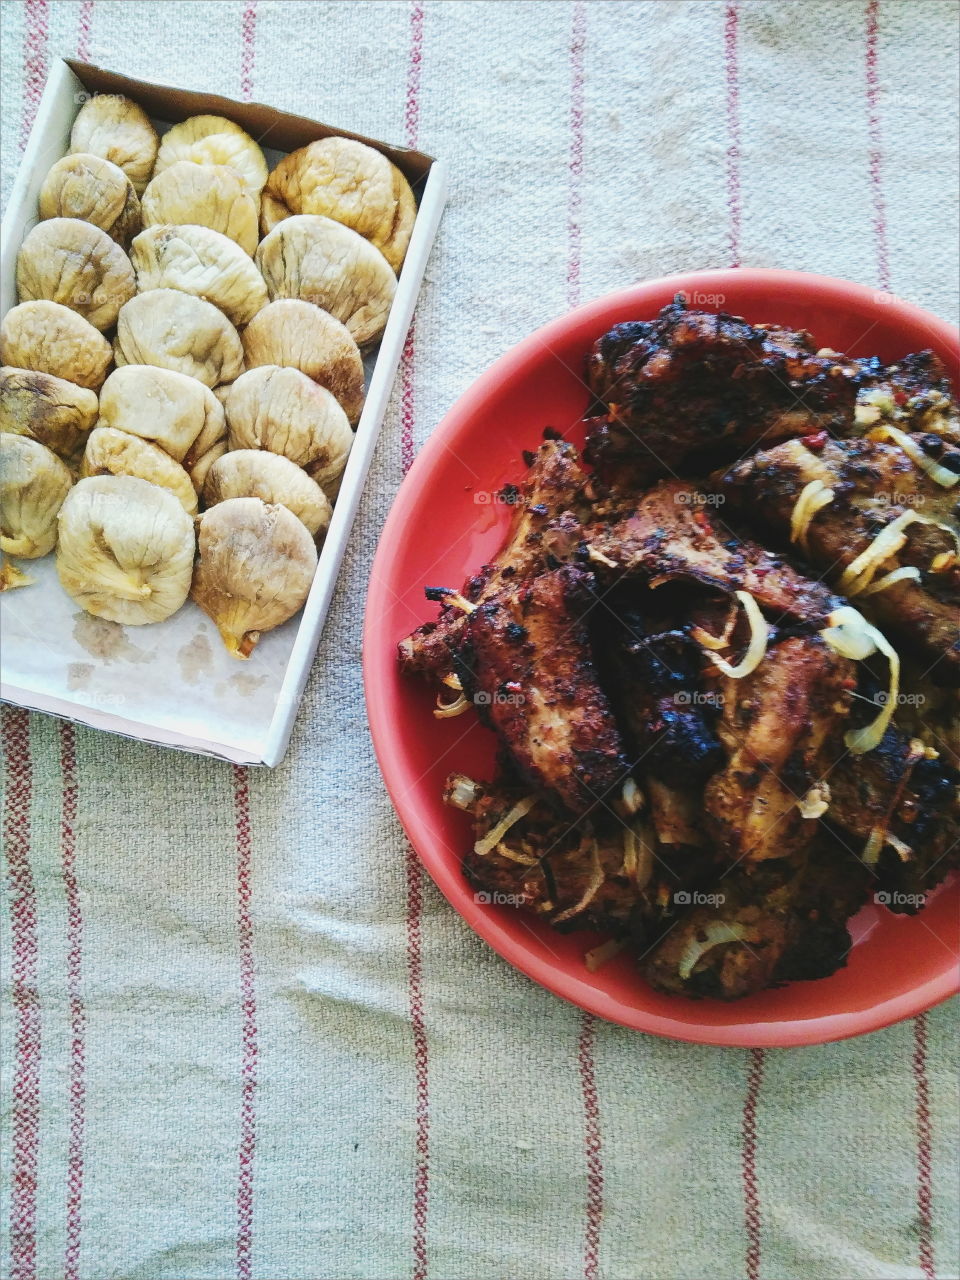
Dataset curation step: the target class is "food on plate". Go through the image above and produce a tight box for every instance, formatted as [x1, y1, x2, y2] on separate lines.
[719, 434, 960, 683]
[17, 218, 136, 331]
[0, 301, 113, 391]
[56, 474, 194, 624]
[114, 289, 244, 387]
[191, 497, 318, 657]
[0, 366, 99, 461]
[261, 136, 416, 271]
[203, 450, 332, 538]
[256, 214, 396, 347]
[38, 153, 141, 248]
[401, 301, 960, 1001]
[130, 223, 268, 326]
[153, 114, 268, 196]
[0, 434, 73, 558]
[222, 365, 353, 492]
[80, 426, 198, 515]
[141, 162, 259, 255]
[69, 93, 159, 195]
[241, 300, 366, 423]
[96, 365, 224, 463]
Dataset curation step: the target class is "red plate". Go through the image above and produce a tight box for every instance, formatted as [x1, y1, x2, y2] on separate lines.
[363, 268, 960, 1047]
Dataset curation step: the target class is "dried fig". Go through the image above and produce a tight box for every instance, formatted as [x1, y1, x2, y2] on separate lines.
[141, 161, 258, 255]
[241, 300, 365, 423]
[80, 426, 198, 515]
[56, 475, 194, 624]
[130, 223, 267, 326]
[17, 218, 136, 331]
[153, 115, 268, 196]
[0, 434, 73, 558]
[0, 301, 112, 391]
[203, 450, 332, 537]
[69, 93, 159, 195]
[191, 497, 317, 657]
[261, 136, 416, 271]
[39, 153, 141, 248]
[256, 215, 396, 347]
[114, 289, 243, 388]
[0, 366, 98, 461]
[97, 365, 224, 462]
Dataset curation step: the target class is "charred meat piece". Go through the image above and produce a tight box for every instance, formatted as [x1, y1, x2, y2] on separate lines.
[461, 565, 629, 817]
[643, 837, 870, 1000]
[583, 302, 860, 483]
[443, 774, 670, 941]
[854, 350, 960, 446]
[827, 728, 960, 911]
[584, 479, 841, 627]
[719, 436, 960, 683]
[704, 636, 855, 865]
[398, 436, 591, 680]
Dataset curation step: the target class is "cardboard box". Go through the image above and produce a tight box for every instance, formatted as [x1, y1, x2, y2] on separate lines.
[0, 59, 446, 765]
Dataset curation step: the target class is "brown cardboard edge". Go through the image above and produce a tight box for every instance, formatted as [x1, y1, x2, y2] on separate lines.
[66, 59, 437, 194]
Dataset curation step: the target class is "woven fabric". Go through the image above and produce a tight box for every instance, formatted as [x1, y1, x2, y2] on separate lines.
[1, 3, 959, 1279]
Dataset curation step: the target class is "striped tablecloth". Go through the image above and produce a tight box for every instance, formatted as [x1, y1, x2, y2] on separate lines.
[1, 3, 958, 1279]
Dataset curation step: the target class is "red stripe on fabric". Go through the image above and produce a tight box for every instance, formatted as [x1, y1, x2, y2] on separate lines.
[912, 1014, 936, 1279]
[20, 0, 49, 150]
[3, 706, 39, 1280]
[566, 0, 586, 311]
[865, 0, 891, 293]
[741, 1047, 765, 1280]
[577, 1013, 604, 1280]
[404, 842, 430, 1280]
[59, 723, 86, 1280]
[233, 765, 258, 1280]
[75, 0, 94, 61]
[240, 0, 258, 103]
[724, 3, 742, 267]
[566, 10, 604, 1276]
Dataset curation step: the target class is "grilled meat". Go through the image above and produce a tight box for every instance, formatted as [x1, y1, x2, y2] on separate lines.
[718, 436, 960, 683]
[398, 436, 590, 680]
[583, 302, 861, 483]
[704, 636, 855, 865]
[460, 565, 629, 817]
[584, 479, 841, 627]
[643, 837, 871, 1000]
[854, 350, 960, 446]
[443, 774, 669, 940]
[827, 727, 960, 911]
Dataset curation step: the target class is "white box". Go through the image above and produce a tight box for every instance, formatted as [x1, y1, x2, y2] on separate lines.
[0, 59, 446, 765]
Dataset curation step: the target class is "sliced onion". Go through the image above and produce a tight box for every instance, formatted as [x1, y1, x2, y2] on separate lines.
[868, 423, 960, 488]
[820, 607, 900, 754]
[552, 842, 604, 924]
[858, 565, 922, 596]
[434, 693, 470, 719]
[621, 823, 654, 891]
[495, 844, 540, 866]
[678, 922, 759, 981]
[790, 479, 835, 552]
[839, 510, 919, 595]
[696, 590, 769, 679]
[474, 795, 538, 857]
[440, 672, 463, 690]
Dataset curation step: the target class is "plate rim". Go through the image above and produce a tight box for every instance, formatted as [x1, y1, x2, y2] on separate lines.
[364, 268, 960, 1048]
